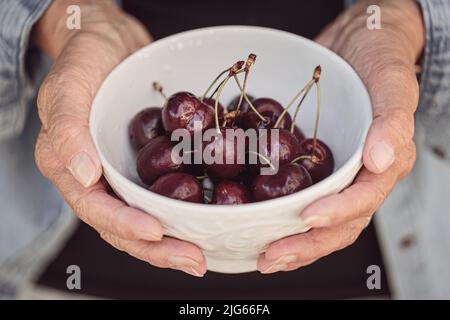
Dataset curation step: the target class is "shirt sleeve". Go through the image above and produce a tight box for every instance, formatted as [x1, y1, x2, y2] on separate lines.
[0, 0, 52, 141]
[416, 0, 450, 155]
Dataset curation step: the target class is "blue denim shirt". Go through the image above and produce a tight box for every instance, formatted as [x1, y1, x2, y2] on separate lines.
[0, 0, 449, 299]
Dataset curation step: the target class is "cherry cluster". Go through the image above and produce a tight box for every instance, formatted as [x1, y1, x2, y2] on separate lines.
[129, 54, 334, 205]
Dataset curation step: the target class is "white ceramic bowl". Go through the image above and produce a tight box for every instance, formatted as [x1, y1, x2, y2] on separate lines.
[90, 26, 372, 274]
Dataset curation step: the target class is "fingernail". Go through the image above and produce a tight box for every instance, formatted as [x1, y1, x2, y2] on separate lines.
[302, 215, 331, 228]
[261, 255, 297, 274]
[168, 256, 204, 277]
[370, 142, 395, 173]
[69, 152, 96, 187]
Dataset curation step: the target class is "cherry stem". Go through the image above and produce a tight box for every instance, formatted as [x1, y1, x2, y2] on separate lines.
[212, 61, 245, 132]
[234, 54, 257, 114]
[153, 82, 167, 101]
[201, 68, 230, 101]
[313, 81, 321, 149]
[290, 155, 312, 163]
[248, 151, 275, 170]
[289, 81, 314, 133]
[209, 69, 244, 100]
[196, 175, 208, 180]
[289, 66, 322, 134]
[214, 76, 231, 132]
[274, 79, 314, 129]
[233, 75, 268, 123]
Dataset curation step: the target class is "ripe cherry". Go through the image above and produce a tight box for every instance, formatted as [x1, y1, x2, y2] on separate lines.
[150, 172, 203, 203]
[136, 136, 184, 185]
[294, 138, 334, 183]
[248, 129, 301, 176]
[129, 107, 164, 150]
[203, 128, 245, 180]
[162, 92, 215, 134]
[251, 163, 312, 201]
[241, 98, 292, 130]
[212, 181, 253, 204]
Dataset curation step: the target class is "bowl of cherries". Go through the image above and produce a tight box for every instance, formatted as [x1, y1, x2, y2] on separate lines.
[90, 26, 372, 273]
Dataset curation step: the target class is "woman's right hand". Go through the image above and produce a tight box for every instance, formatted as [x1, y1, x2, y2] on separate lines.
[34, 0, 206, 277]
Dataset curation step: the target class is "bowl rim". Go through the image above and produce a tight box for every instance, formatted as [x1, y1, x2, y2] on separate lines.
[90, 25, 372, 213]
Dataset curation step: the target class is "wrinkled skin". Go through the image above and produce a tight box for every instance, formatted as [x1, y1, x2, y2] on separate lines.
[258, 0, 423, 274]
[34, 0, 206, 277]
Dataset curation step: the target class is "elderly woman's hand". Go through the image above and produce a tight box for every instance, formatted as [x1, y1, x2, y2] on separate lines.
[34, 0, 206, 277]
[258, 0, 424, 273]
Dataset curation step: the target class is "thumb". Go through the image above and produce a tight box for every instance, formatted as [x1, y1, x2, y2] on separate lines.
[362, 64, 419, 174]
[37, 65, 104, 188]
[37, 35, 130, 187]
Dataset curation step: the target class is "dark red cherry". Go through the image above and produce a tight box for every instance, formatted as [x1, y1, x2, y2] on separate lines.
[293, 125, 305, 142]
[251, 163, 312, 201]
[248, 129, 301, 176]
[212, 181, 253, 204]
[203, 128, 245, 180]
[136, 136, 185, 185]
[149, 173, 203, 203]
[296, 138, 334, 183]
[227, 94, 255, 113]
[162, 92, 215, 134]
[129, 107, 164, 150]
[240, 98, 292, 130]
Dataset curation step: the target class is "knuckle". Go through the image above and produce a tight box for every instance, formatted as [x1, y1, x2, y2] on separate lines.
[37, 73, 61, 127]
[72, 195, 88, 222]
[47, 115, 85, 157]
[382, 111, 414, 148]
[299, 235, 322, 262]
[340, 188, 366, 220]
[141, 248, 160, 267]
[392, 108, 415, 139]
[100, 231, 126, 252]
[370, 182, 388, 210]
[34, 132, 58, 180]
[340, 224, 362, 249]
[110, 210, 136, 240]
